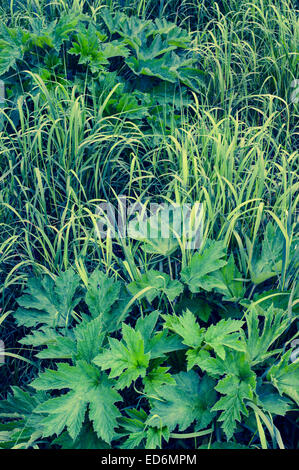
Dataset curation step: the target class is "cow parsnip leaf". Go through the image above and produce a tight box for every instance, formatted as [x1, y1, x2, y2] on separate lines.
[53, 11, 85, 50]
[93, 323, 151, 390]
[85, 269, 121, 317]
[204, 319, 245, 359]
[143, 366, 175, 396]
[162, 310, 205, 348]
[0, 25, 24, 75]
[267, 351, 299, 405]
[149, 372, 217, 432]
[145, 426, 170, 450]
[181, 240, 227, 293]
[14, 269, 81, 331]
[84, 270, 131, 332]
[164, 311, 244, 359]
[249, 223, 284, 284]
[196, 255, 245, 301]
[128, 270, 183, 303]
[36, 334, 76, 359]
[31, 361, 122, 443]
[74, 316, 104, 363]
[256, 384, 291, 416]
[0, 387, 47, 448]
[146, 329, 187, 359]
[35, 391, 87, 440]
[69, 23, 107, 69]
[54, 424, 110, 449]
[245, 305, 291, 365]
[212, 375, 254, 440]
[175, 296, 211, 323]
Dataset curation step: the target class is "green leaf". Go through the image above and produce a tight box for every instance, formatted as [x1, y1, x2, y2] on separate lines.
[145, 426, 170, 449]
[143, 366, 175, 396]
[212, 375, 254, 440]
[85, 269, 121, 318]
[35, 391, 87, 440]
[74, 316, 104, 363]
[0, 25, 24, 75]
[93, 323, 150, 390]
[163, 313, 244, 360]
[181, 240, 227, 293]
[256, 384, 291, 416]
[128, 270, 183, 303]
[204, 319, 245, 359]
[162, 310, 205, 348]
[14, 269, 81, 330]
[31, 361, 122, 443]
[249, 223, 284, 284]
[195, 350, 256, 385]
[53, 12, 85, 50]
[245, 304, 290, 365]
[267, 351, 299, 405]
[54, 424, 110, 449]
[149, 372, 217, 432]
[196, 255, 245, 301]
[175, 296, 211, 323]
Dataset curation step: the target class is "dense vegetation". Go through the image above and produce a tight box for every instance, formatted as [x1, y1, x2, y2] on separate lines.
[0, 0, 298, 450]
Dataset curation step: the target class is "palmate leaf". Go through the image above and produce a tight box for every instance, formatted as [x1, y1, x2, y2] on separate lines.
[127, 270, 183, 303]
[33, 316, 104, 362]
[85, 269, 130, 332]
[256, 384, 292, 416]
[244, 305, 291, 365]
[0, 386, 46, 419]
[181, 240, 227, 293]
[14, 268, 81, 330]
[14, 277, 57, 327]
[0, 24, 25, 75]
[212, 375, 254, 440]
[175, 296, 212, 323]
[195, 254, 245, 301]
[19, 326, 65, 348]
[100, 10, 128, 35]
[93, 323, 151, 390]
[204, 319, 245, 359]
[93, 311, 184, 390]
[148, 372, 217, 432]
[26, 18, 56, 49]
[35, 391, 87, 440]
[191, 349, 256, 439]
[126, 52, 194, 84]
[69, 24, 128, 73]
[31, 360, 122, 443]
[52, 11, 85, 50]
[74, 316, 104, 363]
[249, 222, 284, 284]
[134, 310, 186, 359]
[192, 349, 256, 383]
[54, 424, 110, 449]
[85, 269, 121, 317]
[119, 408, 170, 449]
[267, 351, 299, 405]
[0, 387, 47, 448]
[162, 309, 205, 348]
[151, 19, 190, 48]
[69, 23, 107, 67]
[163, 310, 244, 360]
[138, 35, 176, 60]
[143, 366, 175, 396]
